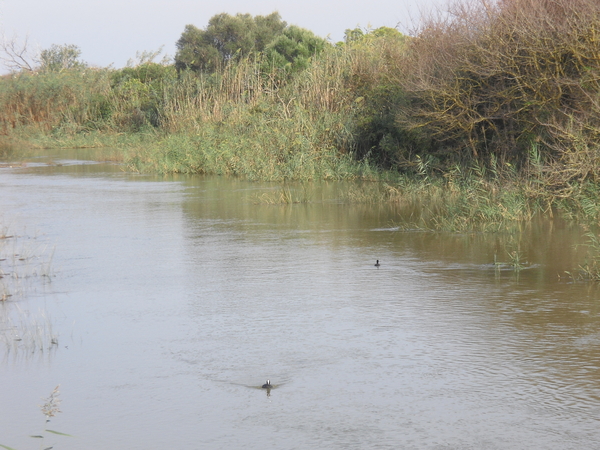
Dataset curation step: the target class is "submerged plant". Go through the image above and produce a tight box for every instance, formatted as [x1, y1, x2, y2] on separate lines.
[0, 225, 60, 361]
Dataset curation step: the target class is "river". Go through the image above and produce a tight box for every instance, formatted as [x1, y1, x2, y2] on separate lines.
[1, 148, 599, 449]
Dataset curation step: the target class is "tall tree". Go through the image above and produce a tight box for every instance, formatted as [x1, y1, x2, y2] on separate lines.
[175, 12, 287, 72]
[39, 44, 86, 72]
[264, 25, 328, 73]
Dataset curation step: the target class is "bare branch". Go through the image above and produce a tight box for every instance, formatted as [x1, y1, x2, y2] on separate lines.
[0, 34, 39, 72]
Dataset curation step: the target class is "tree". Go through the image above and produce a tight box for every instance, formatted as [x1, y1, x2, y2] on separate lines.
[39, 44, 86, 72]
[343, 27, 365, 45]
[175, 24, 219, 72]
[264, 25, 328, 73]
[175, 12, 287, 72]
[344, 26, 405, 46]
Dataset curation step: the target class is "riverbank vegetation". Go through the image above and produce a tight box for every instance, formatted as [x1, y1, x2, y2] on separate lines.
[1, 0, 600, 234]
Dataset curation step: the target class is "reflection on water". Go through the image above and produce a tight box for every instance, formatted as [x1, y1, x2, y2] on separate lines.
[0, 148, 599, 449]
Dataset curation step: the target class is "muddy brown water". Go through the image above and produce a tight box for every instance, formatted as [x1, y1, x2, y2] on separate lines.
[1, 149, 599, 449]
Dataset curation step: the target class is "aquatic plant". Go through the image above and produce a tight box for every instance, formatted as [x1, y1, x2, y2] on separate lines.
[0, 304, 59, 356]
[0, 385, 71, 450]
[0, 226, 59, 357]
[494, 249, 525, 272]
[0, 229, 55, 301]
[254, 183, 314, 204]
[565, 231, 600, 281]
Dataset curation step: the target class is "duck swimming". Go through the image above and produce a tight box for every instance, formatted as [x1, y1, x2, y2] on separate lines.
[262, 380, 272, 389]
[375, 260, 381, 267]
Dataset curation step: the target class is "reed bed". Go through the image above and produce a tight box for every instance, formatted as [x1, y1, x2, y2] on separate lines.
[1, 0, 600, 234]
[124, 47, 375, 180]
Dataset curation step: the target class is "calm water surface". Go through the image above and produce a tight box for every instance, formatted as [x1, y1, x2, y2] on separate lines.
[0, 149, 599, 449]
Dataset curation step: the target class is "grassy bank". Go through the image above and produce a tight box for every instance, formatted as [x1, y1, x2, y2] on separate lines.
[0, 29, 407, 178]
[1, 0, 600, 233]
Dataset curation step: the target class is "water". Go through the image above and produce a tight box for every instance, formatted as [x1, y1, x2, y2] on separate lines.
[1, 149, 599, 449]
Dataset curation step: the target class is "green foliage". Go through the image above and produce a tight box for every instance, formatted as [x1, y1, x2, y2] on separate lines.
[0, 69, 112, 134]
[39, 44, 86, 73]
[174, 24, 221, 72]
[174, 9, 329, 78]
[111, 63, 177, 129]
[112, 62, 176, 86]
[344, 28, 365, 44]
[264, 26, 329, 74]
[175, 12, 287, 72]
[344, 26, 405, 44]
[370, 26, 405, 39]
[338, 28, 416, 168]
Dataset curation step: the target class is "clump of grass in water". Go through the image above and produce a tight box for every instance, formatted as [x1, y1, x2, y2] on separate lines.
[375, 169, 537, 233]
[0, 305, 59, 356]
[338, 182, 403, 204]
[0, 226, 59, 358]
[254, 183, 313, 204]
[565, 231, 600, 281]
[494, 249, 525, 272]
[0, 227, 55, 301]
[0, 385, 71, 450]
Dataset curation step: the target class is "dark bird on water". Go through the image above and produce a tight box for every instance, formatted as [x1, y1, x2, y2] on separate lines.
[375, 260, 381, 267]
[262, 380, 272, 389]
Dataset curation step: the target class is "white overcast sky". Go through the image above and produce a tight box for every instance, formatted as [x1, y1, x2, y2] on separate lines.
[0, 0, 443, 70]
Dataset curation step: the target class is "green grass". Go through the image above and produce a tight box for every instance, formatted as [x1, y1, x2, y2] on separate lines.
[125, 116, 378, 181]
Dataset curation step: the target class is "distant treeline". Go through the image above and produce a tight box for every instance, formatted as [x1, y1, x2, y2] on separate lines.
[1, 0, 600, 191]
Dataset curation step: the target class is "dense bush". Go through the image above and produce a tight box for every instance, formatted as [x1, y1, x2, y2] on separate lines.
[39, 44, 86, 73]
[399, 0, 600, 186]
[111, 63, 177, 129]
[0, 70, 111, 134]
[339, 27, 417, 167]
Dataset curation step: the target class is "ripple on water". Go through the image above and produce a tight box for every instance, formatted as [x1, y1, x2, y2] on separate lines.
[0, 161, 599, 449]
